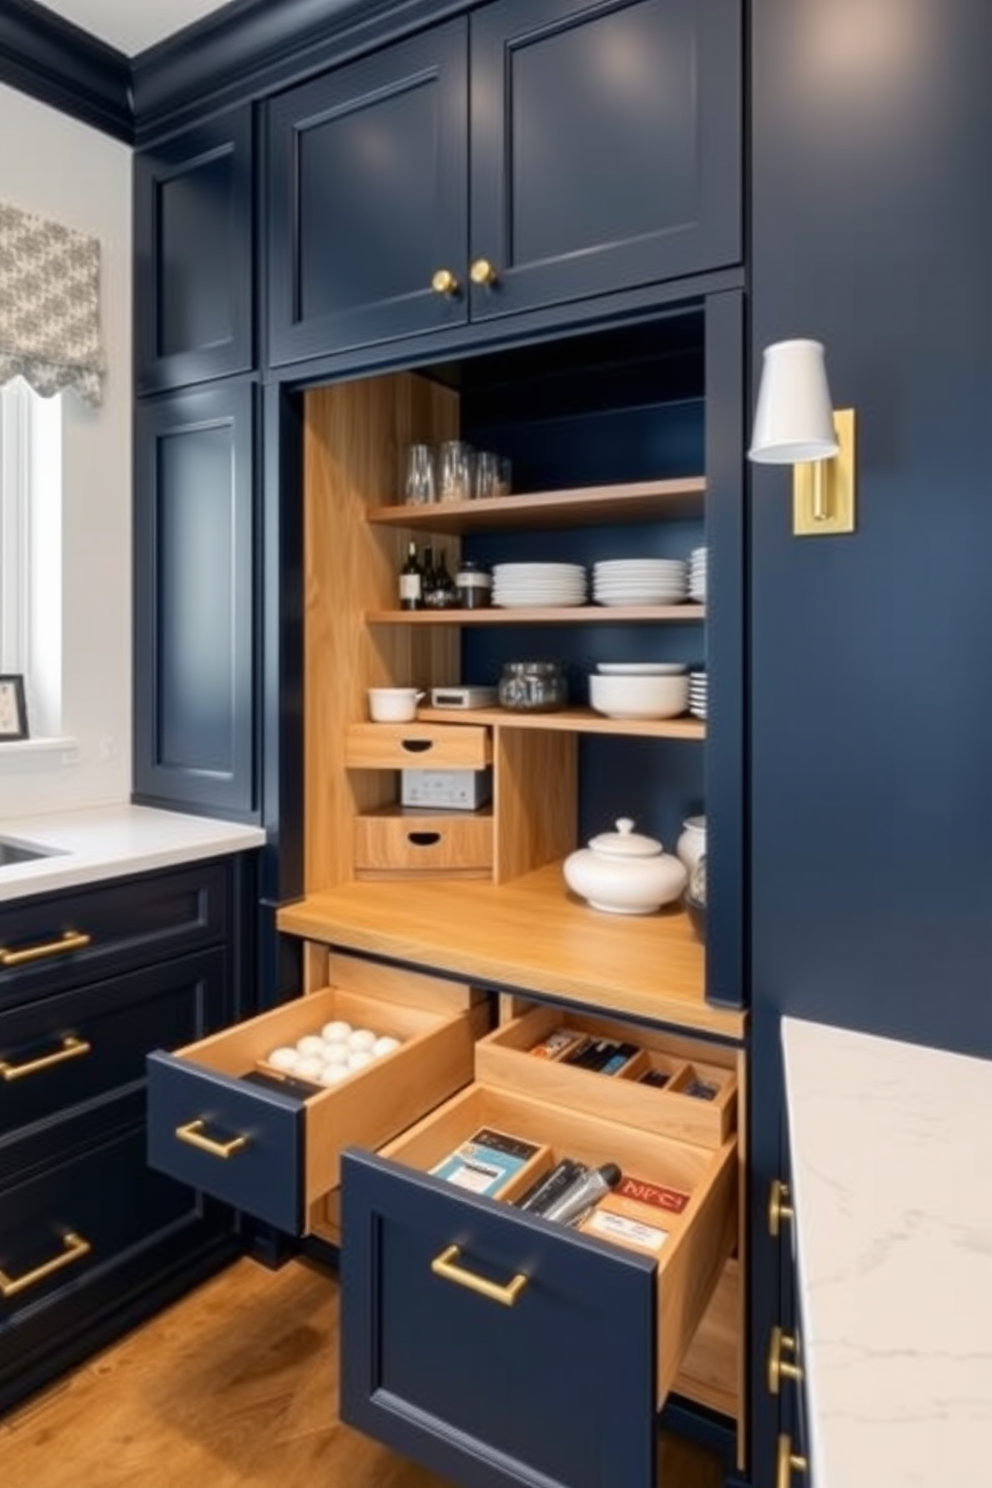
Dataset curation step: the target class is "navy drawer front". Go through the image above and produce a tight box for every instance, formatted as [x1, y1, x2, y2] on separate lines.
[0, 860, 231, 1010]
[0, 949, 227, 1142]
[147, 1052, 305, 1232]
[0, 1120, 196, 1324]
[341, 1149, 656, 1488]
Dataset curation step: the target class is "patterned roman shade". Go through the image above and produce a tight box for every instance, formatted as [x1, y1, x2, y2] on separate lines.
[0, 201, 105, 406]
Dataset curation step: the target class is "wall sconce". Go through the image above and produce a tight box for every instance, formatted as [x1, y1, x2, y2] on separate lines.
[748, 339, 856, 536]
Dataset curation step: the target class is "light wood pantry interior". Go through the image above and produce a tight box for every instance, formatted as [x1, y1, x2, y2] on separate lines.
[282, 305, 740, 1033]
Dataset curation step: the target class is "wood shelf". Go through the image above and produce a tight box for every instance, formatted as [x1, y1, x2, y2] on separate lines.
[416, 706, 705, 740]
[365, 476, 706, 534]
[277, 862, 744, 1040]
[367, 604, 706, 625]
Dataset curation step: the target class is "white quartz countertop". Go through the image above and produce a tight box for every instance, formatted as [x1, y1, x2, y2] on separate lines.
[782, 1016, 992, 1488]
[0, 804, 265, 901]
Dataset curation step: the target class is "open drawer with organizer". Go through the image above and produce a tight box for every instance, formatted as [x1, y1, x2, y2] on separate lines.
[147, 952, 484, 1233]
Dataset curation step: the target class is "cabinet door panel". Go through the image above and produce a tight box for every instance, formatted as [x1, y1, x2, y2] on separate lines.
[471, 0, 741, 318]
[133, 382, 256, 817]
[134, 106, 254, 392]
[267, 23, 468, 365]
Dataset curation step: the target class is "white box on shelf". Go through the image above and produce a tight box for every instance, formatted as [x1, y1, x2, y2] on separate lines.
[401, 768, 493, 810]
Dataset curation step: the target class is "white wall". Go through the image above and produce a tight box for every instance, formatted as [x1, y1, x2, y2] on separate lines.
[0, 82, 132, 817]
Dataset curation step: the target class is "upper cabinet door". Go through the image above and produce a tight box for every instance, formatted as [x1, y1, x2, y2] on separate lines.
[134, 105, 255, 393]
[267, 22, 469, 367]
[469, 0, 742, 320]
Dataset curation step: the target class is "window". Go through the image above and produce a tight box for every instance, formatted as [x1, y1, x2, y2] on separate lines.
[0, 378, 62, 738]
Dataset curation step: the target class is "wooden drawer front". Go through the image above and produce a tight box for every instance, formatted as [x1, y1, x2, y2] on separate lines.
[0, 861, 230, 1010]
[477, 1008, 737, 1148]
[0, 950, 227, 1139]
[340, 1084, 736, 1488]
[147, 976, 482, 1234]
[354, 809, 493, 878]
[0, 1120, 196, 1324]
[346, 723, 491, 771]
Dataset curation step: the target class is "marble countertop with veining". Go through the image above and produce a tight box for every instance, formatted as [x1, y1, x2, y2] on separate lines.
[782, 1016, 992, 1488]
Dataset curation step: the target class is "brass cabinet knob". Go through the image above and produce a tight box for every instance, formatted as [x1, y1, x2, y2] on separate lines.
[431, 268, 460, 296]
[767, 1325, 804, 1395]
[777, 1434, 808, 1488]
[769, 1178, 795, 1237]
[469, 257, 498, 286]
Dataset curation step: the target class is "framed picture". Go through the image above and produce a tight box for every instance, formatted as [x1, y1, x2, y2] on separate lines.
[0, 674, 28, 740]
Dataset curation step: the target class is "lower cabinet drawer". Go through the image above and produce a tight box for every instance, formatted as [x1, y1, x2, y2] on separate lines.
[147, 967, 483, 1233]
[340, 1082, 737, 1488]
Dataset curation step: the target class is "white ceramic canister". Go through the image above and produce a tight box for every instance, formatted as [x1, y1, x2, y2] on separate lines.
[676, 814, 707, 874]
[563, 817, 687, 915]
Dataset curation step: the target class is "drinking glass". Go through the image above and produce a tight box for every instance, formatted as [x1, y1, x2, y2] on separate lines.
[438, 441, 474, 503]
[404, 444, 437, 505]
[474, 450, 501, 499]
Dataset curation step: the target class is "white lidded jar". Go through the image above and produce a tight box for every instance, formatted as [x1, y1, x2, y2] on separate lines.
[563, 818, 687, 915]
[676, 814, 707, 874]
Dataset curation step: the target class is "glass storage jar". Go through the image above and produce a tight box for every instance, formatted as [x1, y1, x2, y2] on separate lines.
[498, 660, 569, 713]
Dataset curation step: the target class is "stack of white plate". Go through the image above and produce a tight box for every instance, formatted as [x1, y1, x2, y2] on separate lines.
[688, 669, 708, 719]
[689, 547, 707, 603]
[492, 562, 587, 608]
[592, 558, 687, 607]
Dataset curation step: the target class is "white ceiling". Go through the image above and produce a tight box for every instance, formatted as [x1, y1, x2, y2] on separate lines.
[35, 0, 236, 56]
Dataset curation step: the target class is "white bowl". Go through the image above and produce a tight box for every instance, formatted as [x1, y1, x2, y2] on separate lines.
[597, 662, 687, 676]
[588, 672, 689, 719]
[367, 688, 425, 722]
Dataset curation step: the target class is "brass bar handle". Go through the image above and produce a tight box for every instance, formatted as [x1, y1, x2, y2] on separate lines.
[175, 1119, 249, 1160]
[768, 1179, 794, 1237]
[777, 1434, 808, 1488]
[0, 1035, 91, 1083]
[431, 267, 460, 296]
[469, 257, 498, 287]
[0, 930, 92, 968]
[0, 1230, 91, 1299]
[767, 1325, 804, 1394]
[431, 1244, 528, 1308]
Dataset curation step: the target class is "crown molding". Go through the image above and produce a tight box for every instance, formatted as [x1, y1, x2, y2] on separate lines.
[0, 0, 132, 142]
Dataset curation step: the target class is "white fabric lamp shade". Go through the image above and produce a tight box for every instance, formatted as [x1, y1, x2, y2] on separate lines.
[748, 339, 840, 464]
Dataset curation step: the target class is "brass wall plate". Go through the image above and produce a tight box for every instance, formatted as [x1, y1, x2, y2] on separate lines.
[793, 408, 856, 536]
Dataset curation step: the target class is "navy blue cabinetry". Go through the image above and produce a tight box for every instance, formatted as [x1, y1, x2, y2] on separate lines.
[133, 379, 257, 820]
[134, 104, 255, 394]
[267, 0, 741, 367]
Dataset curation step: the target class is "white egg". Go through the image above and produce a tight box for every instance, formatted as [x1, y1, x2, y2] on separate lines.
[346, 1050, 374, 1071]
[318, 1063, 351, 1085]
[267, 1046, 300, 1071]
[321, 1042, 350, 1066]
[295, 1055, 325, 1080]
[321, 1020, 352, 1043]
[372, 1035, 402, 1058]
[347, 1029, 377, 1052]
[296, 1034, 327, 1058]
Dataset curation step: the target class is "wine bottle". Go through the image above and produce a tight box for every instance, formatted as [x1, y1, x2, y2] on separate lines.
[398, 541, 422, 610]
[433, 548, 456, 607]
[420, 544, 437, 601]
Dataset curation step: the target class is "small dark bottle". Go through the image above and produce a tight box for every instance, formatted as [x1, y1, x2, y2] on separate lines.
[420, 544, 437, 602]
[398, 541, 422, 610]
[432, 548, 457, 608]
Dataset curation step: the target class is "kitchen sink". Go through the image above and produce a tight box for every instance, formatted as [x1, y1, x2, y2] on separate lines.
[0, 836, 61, 867]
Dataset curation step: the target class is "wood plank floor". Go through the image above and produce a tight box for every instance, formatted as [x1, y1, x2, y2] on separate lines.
[0, 1258, 724, 1488]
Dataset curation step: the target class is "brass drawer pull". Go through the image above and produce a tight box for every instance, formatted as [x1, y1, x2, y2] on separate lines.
[0, 1035, 91, 1082]
[768, 1178, 794, 1237]
[777, 1433, 808, 1488]
[175, 1119, 249, 1160]
[0, 930, 92, 968]
[767, 1325, 804, 1394]
[431, 1244, 528, 1308]
[0, 1230, 91, 1298]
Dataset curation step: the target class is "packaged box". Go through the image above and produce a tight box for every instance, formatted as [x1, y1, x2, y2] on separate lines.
[430, 1127, 551, 1201]
[577, 1174, 690, 1256]
[401, 767, 492, 810]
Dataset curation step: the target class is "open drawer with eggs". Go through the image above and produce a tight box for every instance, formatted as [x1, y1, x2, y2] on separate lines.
[336, 1005, 740, 1488]
[146, 952, 486, 1233]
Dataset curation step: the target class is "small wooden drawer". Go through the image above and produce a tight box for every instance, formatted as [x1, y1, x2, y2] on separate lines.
[476, 1006, 737, 1148]
[346, 722, 491, 771]
[340, 1083, 736, 1488]
[147, 961, 483, 1233]
[354, 806, 493, 879]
